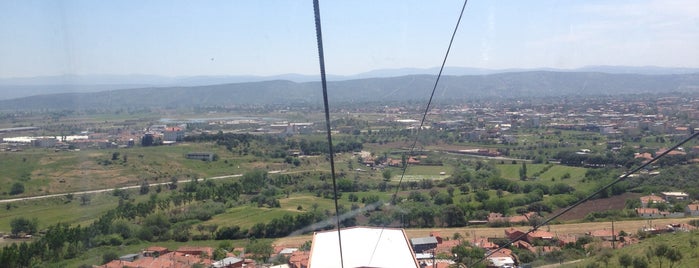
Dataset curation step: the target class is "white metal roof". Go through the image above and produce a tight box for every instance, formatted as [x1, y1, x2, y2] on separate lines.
[309, 226, 419, 268]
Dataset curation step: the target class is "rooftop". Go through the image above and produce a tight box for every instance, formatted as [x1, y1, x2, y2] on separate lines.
[309, 226, 419, 268]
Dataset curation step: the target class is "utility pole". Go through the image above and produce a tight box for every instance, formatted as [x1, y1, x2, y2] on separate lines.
[611, 219, 616, 249]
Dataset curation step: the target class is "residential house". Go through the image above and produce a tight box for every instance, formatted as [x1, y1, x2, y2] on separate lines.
[175, 246, 214, 258]
[185, 152, 215, 161]
[661, 192, 689, 202]
[410, 236, 438, 253]
[99, 251, 213, 268]
[504, 228, 526, 242]
[435, 239, 461, 255]
[526, 230, 554, 244]
[636, 208, 665, 218]
[471, 237, 497, 250]
[655, 148, 687, 158]
[634, 152, 653, 162]
[640, 194, 666, 208]
[512, 240, 536, 254]
[686, 203, 699, 216]
[119, 253, 139, 262]
[163, 127, 185, 142]
[288, 250, 309, 268]
[407, 157, 421, 165]
[143, 246, 169, 257]
[421, 231, 462, 255]
[212, 257, 244, 268]
[486, 248, 515, 268]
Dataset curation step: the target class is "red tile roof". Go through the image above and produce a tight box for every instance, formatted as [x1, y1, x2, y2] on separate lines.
[289, 251, 309, 268]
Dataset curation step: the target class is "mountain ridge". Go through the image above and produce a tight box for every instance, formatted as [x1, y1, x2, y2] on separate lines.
[2, 65, 698, 100]
[2, 71, 699, 111]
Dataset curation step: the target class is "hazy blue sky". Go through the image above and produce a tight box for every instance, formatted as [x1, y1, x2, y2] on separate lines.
[0, 0, 697, 78]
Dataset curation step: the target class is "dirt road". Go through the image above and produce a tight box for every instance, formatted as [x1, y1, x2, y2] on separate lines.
[273, 217, 698, 246]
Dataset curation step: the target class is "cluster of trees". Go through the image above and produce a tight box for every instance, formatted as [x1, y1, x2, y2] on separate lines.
[0, 178, 237, 266]
[9, 182, 24, 195]
[9, 217, 38, 236]
[0, 168, 342, 267]
[555, 150, 641, 168]
[184, 132, 364, 159]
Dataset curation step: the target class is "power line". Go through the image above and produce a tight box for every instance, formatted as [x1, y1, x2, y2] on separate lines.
[312, 0, 345, 267]
[370, 0, 469, 264]
[470, 130, 699, 267]
[391, 0, 470, 204]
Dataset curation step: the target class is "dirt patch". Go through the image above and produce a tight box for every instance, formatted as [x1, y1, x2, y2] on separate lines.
[551, 192, 641, 221]
[426, 144, 484, 151]
[273, 217, 699, 247]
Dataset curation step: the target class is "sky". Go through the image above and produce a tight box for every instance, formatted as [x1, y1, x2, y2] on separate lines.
[0, 0, 698, 78]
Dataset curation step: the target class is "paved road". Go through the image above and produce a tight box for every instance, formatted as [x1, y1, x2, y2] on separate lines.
[0, 173, 249, 204]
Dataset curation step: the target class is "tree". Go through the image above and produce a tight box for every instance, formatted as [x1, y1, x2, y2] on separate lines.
[475, 190, 490, 202]
[598, 249, 613, 268]
[618, 253, 632, 268]
[452, 242, 486, 267]
[80, 194, 91, 205]
[241, 169, 267, 194]
[382, 169, 392, 181]
[300, 240, 312, 251]
[10, 217, 38, 235]
[102, 252, 119, 264]
[519, 162, 527, 180]
[442, 205, 466, 227]
[140, 180, 150, 195]
[665, 247, 682, 268]
[213, 248, 227, 260]
[654, 244, 669, 268]
[247, 239, 273, 262]
[169, 177, 178, 190]
[9, 182, 25, 195]
[111, 152, 120, 161]
[632, 256, 648, 268]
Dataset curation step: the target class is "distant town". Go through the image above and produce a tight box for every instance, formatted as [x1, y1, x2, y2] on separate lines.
[2, 92, 699, 267]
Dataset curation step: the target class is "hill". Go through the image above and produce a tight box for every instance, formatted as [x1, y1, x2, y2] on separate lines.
[2, 71, 699, 110]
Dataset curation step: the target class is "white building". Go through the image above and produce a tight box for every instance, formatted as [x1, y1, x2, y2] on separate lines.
[309, 226, 419, 268]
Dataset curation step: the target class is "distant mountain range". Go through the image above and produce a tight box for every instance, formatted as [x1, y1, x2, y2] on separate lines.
[1, 65, 698, 101]
[1, 70, 699, 111]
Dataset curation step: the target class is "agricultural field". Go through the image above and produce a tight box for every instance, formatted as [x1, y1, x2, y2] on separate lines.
[2, 104, 699, 267]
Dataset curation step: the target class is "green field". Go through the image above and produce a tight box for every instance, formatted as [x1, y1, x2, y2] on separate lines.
[385, 165, 450, 181]
[0, 190, 152, 235]
[498, 163, 584, 180]
[207, 205, 300, 229]
[207, 191, 394, 229]
[0, 143, 301, 198]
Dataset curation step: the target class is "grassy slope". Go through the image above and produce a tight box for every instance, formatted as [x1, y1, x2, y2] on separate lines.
[0, 190, 151, 236]
[576, 230, 699, 268]
[497, 163, 595, 192]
